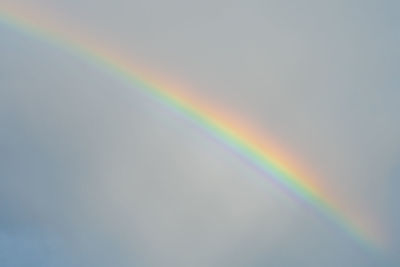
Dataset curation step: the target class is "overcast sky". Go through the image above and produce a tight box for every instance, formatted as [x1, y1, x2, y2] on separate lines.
[1, 0, 399, 266]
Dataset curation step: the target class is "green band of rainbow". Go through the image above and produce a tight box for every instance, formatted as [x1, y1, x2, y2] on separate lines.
[0, 4, 383, 251]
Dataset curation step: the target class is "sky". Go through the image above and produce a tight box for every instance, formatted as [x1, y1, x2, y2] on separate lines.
[0, 0, 399, 266]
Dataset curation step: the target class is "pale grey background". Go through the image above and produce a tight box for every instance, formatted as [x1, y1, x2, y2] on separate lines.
[0, 0, 399, 266]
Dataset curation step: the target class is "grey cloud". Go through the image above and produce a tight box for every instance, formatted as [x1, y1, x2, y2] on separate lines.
[1, 0, 399, 266]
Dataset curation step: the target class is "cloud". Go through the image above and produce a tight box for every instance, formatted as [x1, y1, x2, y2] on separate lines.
[0, 0, 399, 266]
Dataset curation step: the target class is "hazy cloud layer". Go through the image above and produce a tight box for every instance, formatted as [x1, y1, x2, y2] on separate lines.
[1, 1, 399, 266]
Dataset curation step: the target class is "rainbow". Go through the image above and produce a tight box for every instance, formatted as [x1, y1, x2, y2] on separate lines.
[0, 4, 383, 250]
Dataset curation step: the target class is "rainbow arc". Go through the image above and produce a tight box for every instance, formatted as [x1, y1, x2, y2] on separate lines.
[0, 4, 383, 250]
